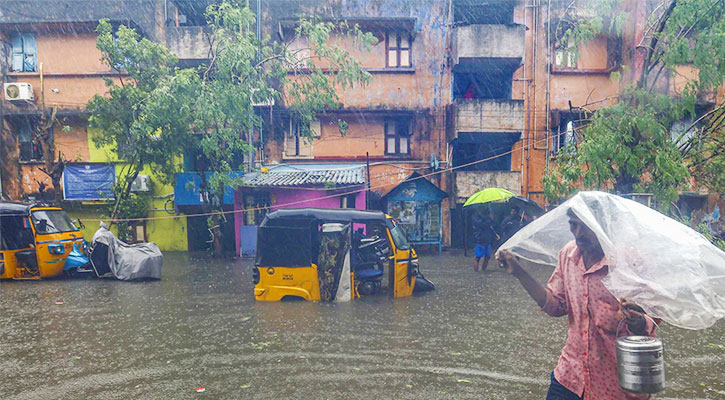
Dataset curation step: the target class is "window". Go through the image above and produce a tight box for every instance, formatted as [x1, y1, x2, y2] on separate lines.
[340, 193, 356, 209]
[386, 33, 411, 68]
[385, 120, 411, 156]
[553, 120, 578, 155]
[283, 118, 318, 158]
[17, 118, 44, 162]
[554, 44, 577, 69]
[10, 33, 37, 72]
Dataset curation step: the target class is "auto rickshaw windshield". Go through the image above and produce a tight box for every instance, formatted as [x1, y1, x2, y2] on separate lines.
[30, 210, 78, 234]
[389, 223, 410, 250]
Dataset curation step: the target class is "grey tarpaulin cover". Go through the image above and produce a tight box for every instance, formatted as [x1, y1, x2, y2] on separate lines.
[497, 191, 725, 330]
[92, 222, 163, 280]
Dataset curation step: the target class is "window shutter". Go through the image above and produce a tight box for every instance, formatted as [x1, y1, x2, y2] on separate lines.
[11, 34, 23, 72]
[299, 135, 313, 157]
[22, 34, 37, 72]
[310, 119, 321, 138]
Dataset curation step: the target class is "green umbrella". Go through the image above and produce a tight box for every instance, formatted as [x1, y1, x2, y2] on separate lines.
[463, 188, 515, 207]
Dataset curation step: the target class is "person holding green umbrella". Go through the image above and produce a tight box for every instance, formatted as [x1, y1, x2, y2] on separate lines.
[472, 210, 499, 272]
[464, 188, 513, 272]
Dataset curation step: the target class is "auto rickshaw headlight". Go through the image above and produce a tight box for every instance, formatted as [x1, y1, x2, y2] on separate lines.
[48, 244, 65, 255]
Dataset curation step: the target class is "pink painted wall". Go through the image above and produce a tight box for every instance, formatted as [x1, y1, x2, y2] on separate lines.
[234, 186, 366, 256]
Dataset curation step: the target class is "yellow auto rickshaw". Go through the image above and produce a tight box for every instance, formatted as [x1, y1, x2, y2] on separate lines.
[253, 208, 435, 302]
[0, 202, 84, 280]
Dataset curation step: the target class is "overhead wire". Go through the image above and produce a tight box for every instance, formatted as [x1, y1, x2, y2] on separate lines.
[89, 125, 584, 223]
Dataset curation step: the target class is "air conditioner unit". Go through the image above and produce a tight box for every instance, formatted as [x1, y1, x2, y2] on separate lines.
[4, 82, 34, 101]
[130, 174, 152, 192]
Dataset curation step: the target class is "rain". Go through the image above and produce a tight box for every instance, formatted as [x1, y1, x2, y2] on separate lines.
[1, 0, 724, 399]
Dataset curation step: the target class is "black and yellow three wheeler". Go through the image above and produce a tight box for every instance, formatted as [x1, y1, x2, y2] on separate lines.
[0, 202, 84, 280]
[253, 208, 435, 302]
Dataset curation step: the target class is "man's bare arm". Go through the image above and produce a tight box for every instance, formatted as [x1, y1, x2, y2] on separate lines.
[497, 250, 547, 307]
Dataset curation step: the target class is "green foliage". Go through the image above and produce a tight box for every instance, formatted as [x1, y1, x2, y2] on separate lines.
[107, 191, 148, 242]
[545, 89, 693, 205]
[545, 0, 725, 206]
[88, 19, 187, 191]
[556, 0, 626, 46]
[696, 223, 725, 252]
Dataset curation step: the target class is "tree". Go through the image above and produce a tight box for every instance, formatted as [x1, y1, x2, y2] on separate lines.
[88, 19, 188, 222]
[544, 0, 725, 207]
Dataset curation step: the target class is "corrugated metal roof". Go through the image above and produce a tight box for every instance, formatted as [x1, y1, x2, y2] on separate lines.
[242, 164, 366, 187]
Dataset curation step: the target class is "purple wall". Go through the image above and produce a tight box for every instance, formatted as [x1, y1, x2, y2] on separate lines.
[234, 186, 366, 256]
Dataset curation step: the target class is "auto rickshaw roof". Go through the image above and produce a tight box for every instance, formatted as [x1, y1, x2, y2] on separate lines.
[0, 202, 59, 216]
[261, 208, 393, 227]
[0, 202, 33, 216]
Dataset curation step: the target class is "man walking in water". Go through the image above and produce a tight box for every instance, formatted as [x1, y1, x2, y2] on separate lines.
[472, 211, 498, 272]
[497, 209, 656, 399]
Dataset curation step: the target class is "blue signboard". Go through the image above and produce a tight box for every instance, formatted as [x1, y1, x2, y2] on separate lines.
[174, 172, 241, 206]
[63, 164, 115, 200]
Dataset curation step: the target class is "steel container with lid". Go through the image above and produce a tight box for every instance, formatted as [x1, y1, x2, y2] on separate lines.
[616, 335, 665, 394]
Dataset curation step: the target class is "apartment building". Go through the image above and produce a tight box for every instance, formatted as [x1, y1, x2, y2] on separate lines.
[3, 1, 717, 254]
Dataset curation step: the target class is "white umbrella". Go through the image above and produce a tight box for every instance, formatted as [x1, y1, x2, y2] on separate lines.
[497, 191, 725, 330]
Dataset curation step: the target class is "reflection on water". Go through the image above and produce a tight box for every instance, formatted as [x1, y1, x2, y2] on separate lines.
[1, 251, 723, 399]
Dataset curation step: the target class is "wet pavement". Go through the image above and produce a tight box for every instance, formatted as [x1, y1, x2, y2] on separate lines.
[1, 250, 724, 399]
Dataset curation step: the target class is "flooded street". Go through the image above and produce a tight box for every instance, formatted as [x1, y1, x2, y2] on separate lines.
[1, 251, 723, 399]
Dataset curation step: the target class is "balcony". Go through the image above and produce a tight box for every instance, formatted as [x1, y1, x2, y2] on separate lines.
[454, 98, 524, 134]
[452, 24, 525, 64]
[166, 26, 211, 61]
[455, 171, 521, 202]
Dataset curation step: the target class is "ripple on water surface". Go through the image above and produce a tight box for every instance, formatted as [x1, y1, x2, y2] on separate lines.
[1, 251, 723, 399]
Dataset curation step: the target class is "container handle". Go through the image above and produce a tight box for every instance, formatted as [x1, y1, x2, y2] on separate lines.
[616, 313, 660, 339]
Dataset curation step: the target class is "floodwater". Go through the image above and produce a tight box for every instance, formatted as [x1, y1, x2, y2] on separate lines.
[1, 251, 724, 400]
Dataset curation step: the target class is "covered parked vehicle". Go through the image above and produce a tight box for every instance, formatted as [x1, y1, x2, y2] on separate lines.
[253, 208, 434, 302]
[0, 202, 84, 280]
[89, 222, 162, 280]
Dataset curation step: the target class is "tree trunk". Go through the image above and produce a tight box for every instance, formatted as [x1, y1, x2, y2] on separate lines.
[109, 167, 141, 223]
[211, 213, 225, 258]
[197, 170, 226, 257]
[35, 108, 68, 204]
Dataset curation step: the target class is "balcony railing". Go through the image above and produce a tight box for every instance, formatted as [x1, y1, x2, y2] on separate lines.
[166, 26, 212, 60]
[454, 98, 524, 133]
[452, 24, 525, 63]
[455, 171, 521, 201]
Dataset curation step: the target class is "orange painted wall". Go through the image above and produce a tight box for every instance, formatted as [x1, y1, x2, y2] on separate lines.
[54, 121, 91, 162]
[36, 32, 108, 74]
[549, 74, 620, 110]
[286, 28, 449, 111]
[314, 117, 385, 157]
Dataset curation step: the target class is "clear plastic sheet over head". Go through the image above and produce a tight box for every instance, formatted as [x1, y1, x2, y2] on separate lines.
[497, 191, 725, 330]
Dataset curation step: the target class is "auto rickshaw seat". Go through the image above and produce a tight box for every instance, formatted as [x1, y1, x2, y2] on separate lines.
[356, 268, 383, 280]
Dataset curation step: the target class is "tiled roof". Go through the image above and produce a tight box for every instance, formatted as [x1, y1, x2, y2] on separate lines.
[241, 164, 366, 187]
